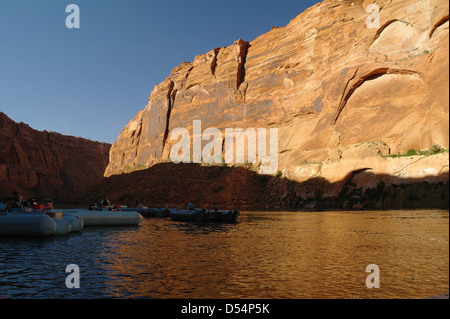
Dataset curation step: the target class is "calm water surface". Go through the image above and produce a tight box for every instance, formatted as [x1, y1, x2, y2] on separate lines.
[0, 210, 448, 299]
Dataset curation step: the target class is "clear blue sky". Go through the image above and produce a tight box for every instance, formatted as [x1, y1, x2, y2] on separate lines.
[0, 0, 320, 144]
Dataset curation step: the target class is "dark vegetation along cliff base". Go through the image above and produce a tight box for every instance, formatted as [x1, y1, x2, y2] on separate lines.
[72, 162, 449, 211]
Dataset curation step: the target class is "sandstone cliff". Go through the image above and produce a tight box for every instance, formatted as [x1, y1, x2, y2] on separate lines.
[102, 0, 449, 209]
[0, 112, 110, 201]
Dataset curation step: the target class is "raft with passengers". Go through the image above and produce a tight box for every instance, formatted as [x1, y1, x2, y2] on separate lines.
[103, 202, 240, 223]
[0, 198, 142, 237]
[102, 200, 239, 223]
[169, 204, 240, 223]
[0, 200, 83, 237]
[1, 196, 239, 237]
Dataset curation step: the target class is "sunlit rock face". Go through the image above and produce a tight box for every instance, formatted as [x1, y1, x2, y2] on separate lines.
[105, 0, 449, 194]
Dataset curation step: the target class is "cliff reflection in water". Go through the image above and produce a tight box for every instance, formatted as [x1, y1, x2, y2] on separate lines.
[100, 210, 449, 299]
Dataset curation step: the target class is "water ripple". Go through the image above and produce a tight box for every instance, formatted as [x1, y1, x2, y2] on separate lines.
[0, 210, 448, 299]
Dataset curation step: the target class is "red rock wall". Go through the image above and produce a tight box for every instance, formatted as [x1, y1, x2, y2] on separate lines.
[0, 112, 110, 200]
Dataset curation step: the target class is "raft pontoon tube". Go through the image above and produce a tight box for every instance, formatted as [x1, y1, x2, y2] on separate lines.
[206, 209, 240, 223]
[62, 211, 84, 232]
[169, 208, 209, 222]
[62, 209, 143, 226]
[53, 217, 72, 235]
[44, 209, 84, 232]
[0, 212, 56, 237]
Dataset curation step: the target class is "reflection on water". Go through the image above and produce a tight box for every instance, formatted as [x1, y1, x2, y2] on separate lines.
[0, 210, 448, 299]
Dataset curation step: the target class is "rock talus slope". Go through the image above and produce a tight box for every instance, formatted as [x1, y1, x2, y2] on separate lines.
[105, 0, 449, 201]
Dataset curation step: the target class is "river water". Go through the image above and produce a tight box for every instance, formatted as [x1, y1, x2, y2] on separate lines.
[0, 210, 448, 299]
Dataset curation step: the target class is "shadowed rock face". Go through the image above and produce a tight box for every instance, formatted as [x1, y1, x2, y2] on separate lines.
[105, 0, 449, 192]
[78, 162, 449, 211]
[0, 112, 110, 200]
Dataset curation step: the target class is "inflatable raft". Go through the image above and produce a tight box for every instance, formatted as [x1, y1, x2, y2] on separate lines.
[63, 209, 143, 226]
[24, 206, 73, 235]
[62, 211, 84, 232]
[38, 200, 84, 233]
[0, 212, 56, 237]
[31, 209, 74, 235]
[46, 209, 84, 232]
[170, 208, 240, 223]
[170, 208, 209, 222]
[206, 209, 240, 223]
[52, 217, 72, 235]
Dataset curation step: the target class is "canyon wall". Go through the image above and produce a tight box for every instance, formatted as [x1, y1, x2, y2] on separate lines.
[0, 112, 110, 201]
[103, 0, 449, 207]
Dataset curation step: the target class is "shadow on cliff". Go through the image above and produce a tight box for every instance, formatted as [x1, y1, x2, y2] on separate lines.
[67, 163, 449, 211]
